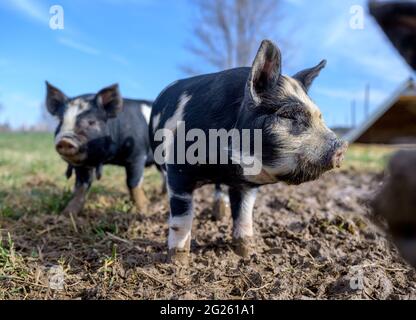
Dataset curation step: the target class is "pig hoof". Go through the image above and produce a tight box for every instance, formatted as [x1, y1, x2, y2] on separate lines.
[134, 202, 149, 214]
[61, 200, 84, 216]
[130, 187, 149, 213]
[167, 249, 190, 265]
[232, 237, 253, 258]
[213, 198, 230, 221]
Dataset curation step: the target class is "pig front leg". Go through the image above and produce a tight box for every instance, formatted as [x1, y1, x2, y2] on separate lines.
[62, 167, 93, 215]
[229, 187, 258, 258]
[166, 175, 195, 264]
[168, 193, 194, 264]
[212, 184, 230, 221]
[126, 158, 149, 213]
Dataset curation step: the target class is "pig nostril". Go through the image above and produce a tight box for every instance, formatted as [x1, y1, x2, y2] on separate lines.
[56, 140, 78, 154]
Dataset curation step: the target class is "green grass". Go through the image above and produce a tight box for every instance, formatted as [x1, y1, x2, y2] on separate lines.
[344, 144, 397, 171]
[0, 132, 161, 220]
[0, 233, 14, 269]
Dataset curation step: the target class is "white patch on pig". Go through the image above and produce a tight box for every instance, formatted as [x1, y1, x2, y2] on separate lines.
[140, 103, 152, 124]
[166, 172, 194, 250]
[284, 77, 334, 136]
[263, 122, 324, 179]
[166, 179, 193, 203]
[55, 99, 90, 144]
[215, 188, 230, 205]
[282, 76, 323, 121]
[151, 80, 180, 134]
[168, 214, 193, 249]
[243, 123, 299, 184]
[251, 76, 335, 182]
[138, 174, 144, 187]
[165, 92, 192, 133]
[152, 113, 161, 132]
[233, 189, 257, 239]
[282, 76, 334, 141]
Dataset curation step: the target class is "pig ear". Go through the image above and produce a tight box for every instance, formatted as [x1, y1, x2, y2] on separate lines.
[293, 60, 326, 92]
[46, 81, 68, 116]
[96, 84, 123, 118]
[249, 40, 282, 104]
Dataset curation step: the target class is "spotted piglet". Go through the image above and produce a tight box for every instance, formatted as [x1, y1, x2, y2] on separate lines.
[150, 40, 348, 263]
[46, 82, 159, 215]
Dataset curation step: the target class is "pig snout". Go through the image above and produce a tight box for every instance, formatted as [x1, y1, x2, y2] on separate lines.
[331, 141, 348, 169]
[321, 139, 348, 170]
[56, 138, 80, 157]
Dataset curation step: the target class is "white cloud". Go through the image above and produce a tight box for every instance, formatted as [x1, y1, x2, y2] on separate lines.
[347, 50, 412, 83]
[108, 54, 129, 66]
[57, 37, 131, 68]
[318, 1, 412, 84]
[2, 0, 47, 25]
[323, 18, 349, 48]
[57, 37, 101, 56]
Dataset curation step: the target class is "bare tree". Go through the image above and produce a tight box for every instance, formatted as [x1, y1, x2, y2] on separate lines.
[182, 0, 286, 74]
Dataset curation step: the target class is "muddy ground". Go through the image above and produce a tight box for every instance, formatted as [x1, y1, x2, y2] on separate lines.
[1, 168, 416, 300]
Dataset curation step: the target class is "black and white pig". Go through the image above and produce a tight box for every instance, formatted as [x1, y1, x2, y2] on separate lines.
[150, 40, 348, 263]
[45, 82, 156, 215]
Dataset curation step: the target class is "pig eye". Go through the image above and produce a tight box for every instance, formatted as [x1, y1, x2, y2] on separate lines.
[88, 120, 97, 126]
[277, 113, 296, 121]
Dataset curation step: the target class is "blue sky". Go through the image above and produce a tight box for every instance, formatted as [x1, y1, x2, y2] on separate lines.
[0, 0, 414, 129]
